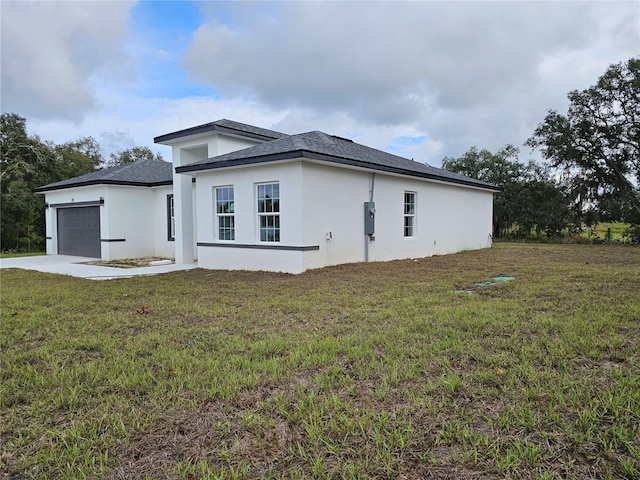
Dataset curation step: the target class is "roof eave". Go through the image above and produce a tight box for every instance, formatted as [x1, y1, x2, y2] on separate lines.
[154, 123, 281, 145]
[176, 151, 502, 192]
[34, 179, 173, 193]
[301, 152, 502, 192]
[175, 151, 303, 173]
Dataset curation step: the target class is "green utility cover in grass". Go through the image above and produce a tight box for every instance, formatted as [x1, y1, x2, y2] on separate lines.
[455, 276, 515, 294]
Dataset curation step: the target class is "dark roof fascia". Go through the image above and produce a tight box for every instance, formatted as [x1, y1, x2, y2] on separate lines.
[34, 179, 173, 193]
[302, 152, 504, 192]
[154, 123, 281, 144]
[176, 150, 502, 192]
[175, 151, 302, 173]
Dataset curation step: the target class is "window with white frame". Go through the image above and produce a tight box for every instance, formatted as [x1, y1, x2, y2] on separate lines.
[404, 191, 416, 237]
[167, 194, 175, 241]
[215, 186, 235, 241]
[257, 182, 280, 242]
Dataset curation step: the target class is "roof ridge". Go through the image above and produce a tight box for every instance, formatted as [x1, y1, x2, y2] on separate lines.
[296, 131, 337, 146]
[290, 135, 307, 150]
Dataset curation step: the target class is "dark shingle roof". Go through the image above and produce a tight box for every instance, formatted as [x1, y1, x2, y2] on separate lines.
[176, 131, 501, 192]
[34, 160, 173, 193]
[39, 122, 500, 193]
[154, 119, 287, 144]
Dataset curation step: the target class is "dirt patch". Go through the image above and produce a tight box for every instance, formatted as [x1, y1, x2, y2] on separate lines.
[84, 257, 172, 268]
[110, 401, 299, 480]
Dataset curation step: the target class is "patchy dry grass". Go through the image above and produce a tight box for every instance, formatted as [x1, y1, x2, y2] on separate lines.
[84, 257, 173, 269]
[1, 244, 639, 479]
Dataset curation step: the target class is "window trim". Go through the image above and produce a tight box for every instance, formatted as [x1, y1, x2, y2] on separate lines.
[215, 186, 235, 242]
[257, 182, 280, 243]
[167, 194, 175, 241]
[404, 191, 416, 238]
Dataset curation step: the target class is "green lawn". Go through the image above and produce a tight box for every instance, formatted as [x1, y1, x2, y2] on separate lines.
[1, 244, 639, 479]
[0, 251, 45, 259]
[582, 222, 632, 242]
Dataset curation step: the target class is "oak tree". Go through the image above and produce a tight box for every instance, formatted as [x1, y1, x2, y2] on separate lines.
[527, 57, 640, 218]
[107, 146, 164, 167]
[442, 145, 571, 238]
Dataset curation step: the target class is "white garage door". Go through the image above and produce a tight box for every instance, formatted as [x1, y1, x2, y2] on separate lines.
[57, 207, 101, 258]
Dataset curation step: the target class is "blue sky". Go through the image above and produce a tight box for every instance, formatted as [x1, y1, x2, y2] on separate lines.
[1, 1, 638, 166]
[127, 1, 211, 99]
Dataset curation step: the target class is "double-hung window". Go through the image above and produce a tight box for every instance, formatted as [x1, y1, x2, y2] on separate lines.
[257, 182, 280, 242]
[404, 191, 416, 237]
[167, 194, 175, 241]
[215, 186, 235, 241]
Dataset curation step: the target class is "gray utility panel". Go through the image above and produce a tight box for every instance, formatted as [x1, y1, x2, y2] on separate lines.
[57, 206, 101, 258]
[364, 202, 375, 236]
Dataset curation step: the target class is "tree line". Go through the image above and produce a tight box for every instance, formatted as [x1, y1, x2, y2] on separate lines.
[443, 57, 639, 242]
[0, 113, 164, 252]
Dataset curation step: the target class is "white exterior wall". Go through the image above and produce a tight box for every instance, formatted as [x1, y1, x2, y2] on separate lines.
[195, 161, 307, 273]
[190, 160, 494, 274]
[168, 134, 263, 264]
[369, 172, 492, 259]
[101, 186, 155, 259]
[153, 185, 176, 259]
[171, 143, 205, 264]
[217, 136, 261, 155]
[299, 163, 370, 270]
[44, 184, 176, 261]
[299, 162, 492, 270]
[43, 186, 108, 258]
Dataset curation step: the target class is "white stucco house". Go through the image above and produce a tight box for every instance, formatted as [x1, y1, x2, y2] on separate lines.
[35, 119, 500, 274]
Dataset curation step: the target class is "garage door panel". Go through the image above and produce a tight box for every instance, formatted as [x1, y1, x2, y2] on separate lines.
[57, 207, 101, 258]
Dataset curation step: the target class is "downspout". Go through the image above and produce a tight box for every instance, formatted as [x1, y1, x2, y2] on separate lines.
[365, 173, 375, 262]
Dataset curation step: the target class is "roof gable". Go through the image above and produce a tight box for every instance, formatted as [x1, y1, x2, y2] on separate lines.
[34, 160, 173, 193]
[175, 131, 501, 192]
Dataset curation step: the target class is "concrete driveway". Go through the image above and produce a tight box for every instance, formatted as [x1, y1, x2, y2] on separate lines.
[0, 255, 198, 280]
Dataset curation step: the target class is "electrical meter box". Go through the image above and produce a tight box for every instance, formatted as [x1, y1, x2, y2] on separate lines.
[364, 202, 375, 235]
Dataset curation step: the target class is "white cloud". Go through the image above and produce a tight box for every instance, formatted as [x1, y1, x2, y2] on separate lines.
[186, 2, 592, 112]
[1, 1, 134, 121]
[184, 1, 639, 164]
[2, 0, 637, 168]
[27, 91, 289, 161]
